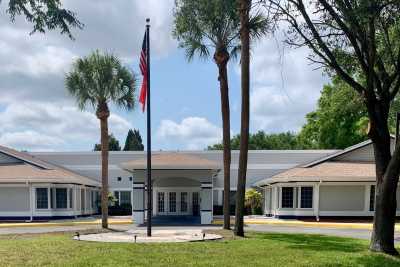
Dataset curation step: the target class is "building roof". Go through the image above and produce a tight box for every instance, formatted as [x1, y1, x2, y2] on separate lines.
[120, 153, 221, 170]
[0, 145, 100, 187]
[256, 162, 376, 186]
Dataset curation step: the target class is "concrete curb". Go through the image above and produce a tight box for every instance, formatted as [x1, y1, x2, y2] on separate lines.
[1, 219, 399, 232]
[0, 220, 131, 228]
[212, 219, 400, 231]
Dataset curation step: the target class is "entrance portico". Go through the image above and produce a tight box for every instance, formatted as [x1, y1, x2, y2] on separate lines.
[120, 153, 220, 225]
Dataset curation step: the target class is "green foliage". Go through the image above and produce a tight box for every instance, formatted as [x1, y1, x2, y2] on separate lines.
[245, 189, 262, 215]
[66, 50, 136, 111]
[123, 129, 144, 151]
[107, 192, 117, 206]
[208, 131, 300, 150]
[94, 134, 121, 151]
[297, 77, 368, 149]
[297, 76, 400, 149]
[3, 0, 83, 39]
[173, 0, 269, 60]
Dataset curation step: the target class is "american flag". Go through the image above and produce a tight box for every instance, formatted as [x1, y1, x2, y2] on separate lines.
[139, 31, 148, 112]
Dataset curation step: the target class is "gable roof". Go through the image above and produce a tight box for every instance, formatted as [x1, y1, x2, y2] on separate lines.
[254, 138, 393, 186]
[0, 145, 100, 187]
[302, 137, 395, 167]
[256, 162, 376, 185]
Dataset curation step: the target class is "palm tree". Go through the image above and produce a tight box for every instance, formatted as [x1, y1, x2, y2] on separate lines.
[234, 0, 252, 237]
[173, 0, 268, 230]
[66, 51, 136, 228]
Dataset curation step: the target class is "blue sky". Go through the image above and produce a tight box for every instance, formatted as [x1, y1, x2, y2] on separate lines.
[0, 0, 328, 151]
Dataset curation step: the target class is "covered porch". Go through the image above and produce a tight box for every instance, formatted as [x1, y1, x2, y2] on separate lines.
[120, 153, 220, 225]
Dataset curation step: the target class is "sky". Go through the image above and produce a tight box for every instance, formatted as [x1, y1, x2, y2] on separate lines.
[0, 0, 329, 151]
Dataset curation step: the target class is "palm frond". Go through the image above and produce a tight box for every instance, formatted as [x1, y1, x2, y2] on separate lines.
[65, 50, 137, 112]
[249, 11, 271, 40]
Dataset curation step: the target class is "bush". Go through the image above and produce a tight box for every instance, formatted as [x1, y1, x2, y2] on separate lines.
[108, 203, 132, 216]
[245, 189, 262, 215]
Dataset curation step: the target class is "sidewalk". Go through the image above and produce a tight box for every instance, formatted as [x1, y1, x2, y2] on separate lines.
[0, 216, 131, 228]
[212, 215, 400, 231]
[1, 215, 399, 232]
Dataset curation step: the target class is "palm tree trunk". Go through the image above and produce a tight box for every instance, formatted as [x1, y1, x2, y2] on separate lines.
[97, 103, 110, 229]
[215, 49, 231, 230]
[235, 0, 251, 237]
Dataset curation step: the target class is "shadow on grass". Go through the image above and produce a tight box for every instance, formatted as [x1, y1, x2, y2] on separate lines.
[253, 232, 366, 253]
[354, 254, 400, 267]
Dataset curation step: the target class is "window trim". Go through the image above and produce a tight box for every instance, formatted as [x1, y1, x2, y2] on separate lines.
[55, 188, 68, 209]
[369, 185, 375, 212]
[299, 186, 313, 209]
[35, 188, 49, 210]
[280, 187, 294, 209]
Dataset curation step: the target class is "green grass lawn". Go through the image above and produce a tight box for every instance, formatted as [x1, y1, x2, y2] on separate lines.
[0, 231, 399, 266]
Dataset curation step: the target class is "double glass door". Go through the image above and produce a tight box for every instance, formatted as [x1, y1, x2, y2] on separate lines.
[157, 191, 197, 215]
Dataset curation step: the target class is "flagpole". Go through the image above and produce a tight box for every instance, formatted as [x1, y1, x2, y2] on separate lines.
[146, 18, 152, 237]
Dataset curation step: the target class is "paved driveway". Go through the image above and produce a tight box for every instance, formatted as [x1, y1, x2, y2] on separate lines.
[0, 223, 399, 243]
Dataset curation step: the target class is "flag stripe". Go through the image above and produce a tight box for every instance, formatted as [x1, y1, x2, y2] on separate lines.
[139, 32, 147, 112]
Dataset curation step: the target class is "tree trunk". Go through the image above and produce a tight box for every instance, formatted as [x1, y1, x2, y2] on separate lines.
[214, 48, 231, 230]
[97, 102, 110, 229]
[368, 103, 400, 255]
[235, 0, 251, 237]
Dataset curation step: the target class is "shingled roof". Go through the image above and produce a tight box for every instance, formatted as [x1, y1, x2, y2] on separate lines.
[256, 162, 376, 185]
[0, 145, 100, 187]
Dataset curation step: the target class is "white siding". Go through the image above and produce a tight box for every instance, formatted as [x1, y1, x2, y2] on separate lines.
[320, 185, 365, 211]
[0, 187, 30, 212]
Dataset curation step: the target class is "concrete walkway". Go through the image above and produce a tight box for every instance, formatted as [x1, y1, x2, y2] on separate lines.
[76, 229, 222, 243]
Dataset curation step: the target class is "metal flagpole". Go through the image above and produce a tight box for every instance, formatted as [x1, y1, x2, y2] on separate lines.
[146, 18, 152, 237]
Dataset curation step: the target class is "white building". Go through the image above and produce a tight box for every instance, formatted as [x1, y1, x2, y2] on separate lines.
[256, 138, 400, 220]
[0, 145, 100, 221]
[32, 148, 335, 223]
[2, 138, 395, 223]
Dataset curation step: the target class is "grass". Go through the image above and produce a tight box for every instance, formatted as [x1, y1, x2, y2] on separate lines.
[0, 230, 399, 266]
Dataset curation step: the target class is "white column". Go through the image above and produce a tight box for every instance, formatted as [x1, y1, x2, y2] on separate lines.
[29, 183, 34, 222]
[132, 182, 145, 225]
[200, 182, 213, 224]
[218, 189, 223, 206]
[74, 186, 78, 218]
[314, 183, 320, 221]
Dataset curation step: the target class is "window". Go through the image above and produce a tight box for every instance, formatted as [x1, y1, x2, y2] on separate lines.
[158, 192, 165, 213]
[120, 191, 131, 205]
[281, 187, 294, 208]
[181, 192, 188, 212]
[50, 188, 55, 209]
[117, 177, 122, 182]
[56, 188, 68, 209]
[169, 192, 176, 212]
[129, 177, 133, 181]
[69, 188, 73, 209]
[370, 185, 376, 211]
[36, 188, 48, 209]
[300, 187, 313, 208]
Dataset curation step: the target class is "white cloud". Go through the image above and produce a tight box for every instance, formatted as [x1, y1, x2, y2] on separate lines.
[0, 0, 176, 103]
[0, 131, 64, 151]
[0, 102, 132, 151]
[247, 33, 329, 133]
[156, 117, 222, 150]
[0, 0, 175, 150]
